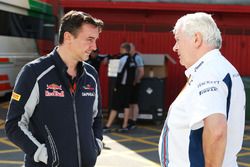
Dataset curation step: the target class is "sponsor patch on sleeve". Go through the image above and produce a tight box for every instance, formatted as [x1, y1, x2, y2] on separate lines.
[11, 92, 21, 101]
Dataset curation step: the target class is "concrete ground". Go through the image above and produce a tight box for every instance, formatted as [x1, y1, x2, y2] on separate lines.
[0, 100, 250, 167]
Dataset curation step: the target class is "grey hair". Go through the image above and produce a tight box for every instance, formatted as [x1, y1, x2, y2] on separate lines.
[173, 12, 222, 49]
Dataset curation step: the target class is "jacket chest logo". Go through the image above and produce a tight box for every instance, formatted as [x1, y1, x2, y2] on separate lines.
[82, 84, 95, 97]
[45, 83, 65, 97]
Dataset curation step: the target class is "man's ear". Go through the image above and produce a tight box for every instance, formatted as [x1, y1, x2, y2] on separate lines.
[194, 32, 202, 48]
[63, 32, 73, 44]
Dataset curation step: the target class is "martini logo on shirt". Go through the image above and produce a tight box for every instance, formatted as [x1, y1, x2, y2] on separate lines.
[194, 61, 204, 72]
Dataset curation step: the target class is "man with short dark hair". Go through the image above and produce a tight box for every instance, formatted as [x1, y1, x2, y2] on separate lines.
[5, 10, 104, 167]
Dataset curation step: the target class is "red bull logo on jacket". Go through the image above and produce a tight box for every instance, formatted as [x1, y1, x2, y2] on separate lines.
[45, 83, 64, 97]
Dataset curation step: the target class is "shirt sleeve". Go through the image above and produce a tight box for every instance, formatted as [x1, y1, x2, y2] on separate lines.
[92, 69, 103, 141]
[118, 56, 127, 73]
[189, 78, 228, 130]
[5, 64, 39, 156]
[135, 55, 144, 67]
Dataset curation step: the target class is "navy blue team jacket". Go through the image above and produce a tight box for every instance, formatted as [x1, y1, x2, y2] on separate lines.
[5, 47, 103, 167]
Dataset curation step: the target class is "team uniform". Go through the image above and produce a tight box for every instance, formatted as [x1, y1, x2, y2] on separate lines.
[111, 54, 136, 110]
[5, 48, 103, 167]
[159, 49, 245, 167]
[130, 53, 144, 104]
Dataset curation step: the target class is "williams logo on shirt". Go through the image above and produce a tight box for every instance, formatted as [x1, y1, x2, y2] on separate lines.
[82, 84, 95, 97]
[45, 83, 64, 97]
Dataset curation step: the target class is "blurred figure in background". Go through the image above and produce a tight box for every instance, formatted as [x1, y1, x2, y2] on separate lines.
[103, 42, 136, 132]
[87, 48, 109, 73]
[128, 43, 144, 129]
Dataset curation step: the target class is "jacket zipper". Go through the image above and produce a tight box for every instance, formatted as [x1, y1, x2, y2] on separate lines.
[72, 93, 82, 167]
[71, 66, 85, 167]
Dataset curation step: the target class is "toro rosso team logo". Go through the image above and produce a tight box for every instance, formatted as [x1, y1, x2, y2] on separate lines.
[82, 84, 95, 97]
[83, 84, 95, 91]
[45, 83, 64, 97]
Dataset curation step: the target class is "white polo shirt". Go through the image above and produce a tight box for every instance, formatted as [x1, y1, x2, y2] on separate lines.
[159, 49, 246, 167]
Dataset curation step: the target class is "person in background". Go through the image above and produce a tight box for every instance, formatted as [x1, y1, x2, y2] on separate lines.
[5, 10, 104, 167]
[128, 43, 144, 129]
[159, 12, 245, 167]
[87, 48, 109, 73]
[103, 42, 136, 133]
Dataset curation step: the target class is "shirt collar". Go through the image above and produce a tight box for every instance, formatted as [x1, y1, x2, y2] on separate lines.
[51, 46, 84, 79]
[185, 49, 221, 78]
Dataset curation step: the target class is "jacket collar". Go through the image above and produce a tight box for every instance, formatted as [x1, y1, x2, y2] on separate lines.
[51, 47, 68, 76]
[50, 47, 84, 89]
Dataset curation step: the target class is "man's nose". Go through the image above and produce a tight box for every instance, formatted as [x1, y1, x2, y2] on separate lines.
[173, 43, 177, 52]
[91, 42, 97, 51]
